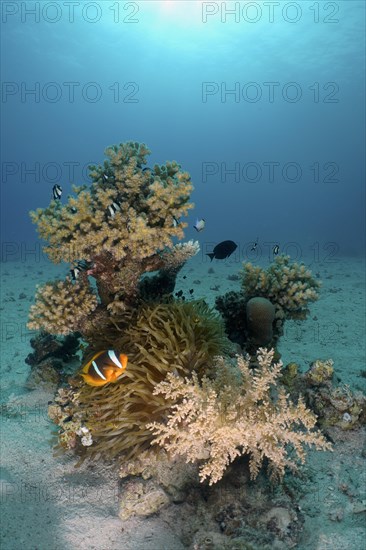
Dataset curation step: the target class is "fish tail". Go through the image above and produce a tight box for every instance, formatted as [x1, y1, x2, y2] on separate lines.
[207, 253, 215, 261]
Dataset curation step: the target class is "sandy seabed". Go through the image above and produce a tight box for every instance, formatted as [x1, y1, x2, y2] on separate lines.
[1, 252, 365, 550]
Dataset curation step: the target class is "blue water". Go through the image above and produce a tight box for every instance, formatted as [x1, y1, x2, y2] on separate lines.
[1, 4, 366, 549]
[1, 0, 365, 262]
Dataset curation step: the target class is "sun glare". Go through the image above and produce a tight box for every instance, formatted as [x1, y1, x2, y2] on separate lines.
[152, 0, 207, 27]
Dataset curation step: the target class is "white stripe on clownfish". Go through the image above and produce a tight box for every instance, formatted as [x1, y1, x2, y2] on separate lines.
[92, 360, 107, 380]
[108, 350, 123, 369]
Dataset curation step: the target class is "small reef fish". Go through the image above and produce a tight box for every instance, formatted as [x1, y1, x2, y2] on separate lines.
[70, 267, 81, 280]
[81, 350, 128, 387]
[193, 218, 205, 232]
[251, 237, 258, 252]
[76, 260, 92, 271]
[107, 202, 121, 218]
[70, 260, 92, 280]
[273, 244, 280, 255]
[172, 216, 180, 228]
[103, 173, 115, 182]
[207, 240, 237, 261]
[52, 184, 62, 200]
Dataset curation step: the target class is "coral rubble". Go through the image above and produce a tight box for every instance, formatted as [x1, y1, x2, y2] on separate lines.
[282, 359, 366, 431]
[305, 365, 366, 430]
[305, 358, 334, 386]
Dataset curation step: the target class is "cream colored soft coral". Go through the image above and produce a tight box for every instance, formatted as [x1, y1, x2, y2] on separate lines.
[148, 349, 332, 485]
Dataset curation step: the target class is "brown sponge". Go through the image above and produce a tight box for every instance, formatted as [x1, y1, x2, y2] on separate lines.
[246, 297, 275, 345]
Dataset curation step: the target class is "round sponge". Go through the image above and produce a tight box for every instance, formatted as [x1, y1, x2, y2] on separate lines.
[246, 297, 275, 345]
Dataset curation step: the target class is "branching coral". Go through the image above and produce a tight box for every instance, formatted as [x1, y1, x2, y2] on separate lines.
[216, 256, 320, 348]
[50, 300, 230, 460]
[148, 349, 332, 485]
[136, 240, 201, 305]
[28, 142, 195, 335]
[241, 255, 320, 322]
[28, 278, 98, 335]
[30, 142, 193, 265]
[161, 240, 200, 270]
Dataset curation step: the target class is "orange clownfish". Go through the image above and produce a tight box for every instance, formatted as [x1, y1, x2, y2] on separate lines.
[80, 350, 128, 387]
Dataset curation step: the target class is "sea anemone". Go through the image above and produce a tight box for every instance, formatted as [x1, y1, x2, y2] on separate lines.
[54, 300, 230, 461]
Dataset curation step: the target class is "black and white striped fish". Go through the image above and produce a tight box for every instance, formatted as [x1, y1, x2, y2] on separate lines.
[80, 350, 128, 386]
[52, 184, 62, 200]
[107, 202, 121, 218]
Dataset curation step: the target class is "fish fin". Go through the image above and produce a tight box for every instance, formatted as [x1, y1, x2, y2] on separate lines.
[207, 253, 215, 261]
[103, 367, 115, 379]
[81, 373, 108, 387]
[108, 368, 126, 383]
[81, 360, 92, 374]
[120, 354, 128, 370]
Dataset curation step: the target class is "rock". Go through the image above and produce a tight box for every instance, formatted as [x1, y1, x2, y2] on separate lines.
[25, 332, 80, 389]
[352, 500, 366, 514]
[25, 332, 79, 366]
[119, 450, 199, 503]
[328, 508, 344, 522]
[25, 358, 62, 389]
[119, 480, 169, 520]
[191, 530, 228, 550]
[261, 506, 292, 534]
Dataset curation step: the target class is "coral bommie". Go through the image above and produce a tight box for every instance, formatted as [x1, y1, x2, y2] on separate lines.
[28, 141, 196, 335]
